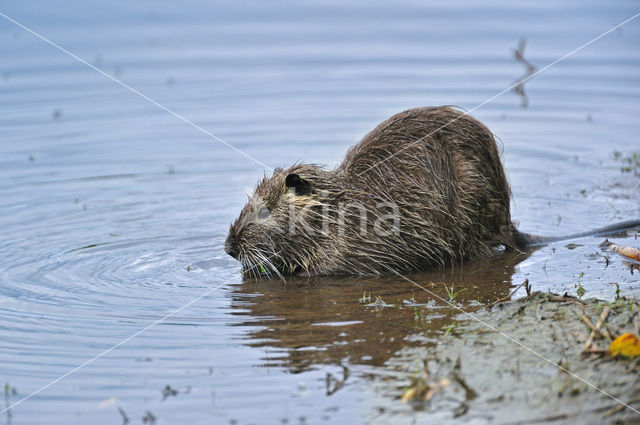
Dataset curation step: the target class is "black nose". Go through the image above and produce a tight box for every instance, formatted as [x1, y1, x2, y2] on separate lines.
[225, 238, 239, 258]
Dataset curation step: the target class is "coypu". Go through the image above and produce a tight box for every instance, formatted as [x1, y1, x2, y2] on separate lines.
[225, 106, 640, 277]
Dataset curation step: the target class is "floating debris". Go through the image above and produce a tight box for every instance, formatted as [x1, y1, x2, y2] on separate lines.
[325, 365, 349, 396]
[161, 384, 178, 400]
[117, 406, 129, 424]
[610, 243, 640, 262]
[142, 410, 156, 424]
[511, 38, 537, 108]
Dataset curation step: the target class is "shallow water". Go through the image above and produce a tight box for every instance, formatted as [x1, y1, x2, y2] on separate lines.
[1, 0, 639, 423]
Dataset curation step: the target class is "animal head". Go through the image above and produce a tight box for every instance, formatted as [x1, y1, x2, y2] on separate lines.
[225, 164, 342, 277]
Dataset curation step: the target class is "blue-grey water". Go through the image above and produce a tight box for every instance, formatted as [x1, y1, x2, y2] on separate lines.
[1, 1, 639, 424]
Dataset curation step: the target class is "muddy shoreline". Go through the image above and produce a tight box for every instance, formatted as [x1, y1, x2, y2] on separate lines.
[385, 291, 640, 424]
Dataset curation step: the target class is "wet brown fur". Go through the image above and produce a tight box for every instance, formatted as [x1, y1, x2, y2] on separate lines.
[225, 106, 520, 276]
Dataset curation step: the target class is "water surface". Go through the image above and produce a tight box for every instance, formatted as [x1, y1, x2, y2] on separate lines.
[1, 1, 639, 423]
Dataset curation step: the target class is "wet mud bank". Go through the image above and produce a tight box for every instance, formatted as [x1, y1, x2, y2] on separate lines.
[391, 292, 640, 425]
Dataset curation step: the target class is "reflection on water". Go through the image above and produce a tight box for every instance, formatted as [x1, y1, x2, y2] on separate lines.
[1, 0, 639, 423]
[231, 252, 529, 373]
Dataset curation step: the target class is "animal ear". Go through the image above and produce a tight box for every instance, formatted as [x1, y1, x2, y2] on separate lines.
[285, 173, 311, 195]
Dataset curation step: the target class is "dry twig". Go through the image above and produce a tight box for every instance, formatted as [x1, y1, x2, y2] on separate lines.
[490, 279, 529, 307]
[582, 305, 611, 352]
[580, 315, 611, 340]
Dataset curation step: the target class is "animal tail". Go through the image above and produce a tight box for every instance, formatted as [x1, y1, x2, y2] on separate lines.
[515, 219, 640, 248]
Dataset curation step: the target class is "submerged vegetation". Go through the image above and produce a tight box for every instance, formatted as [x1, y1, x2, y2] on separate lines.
[443, 284, 467, 303]
[615, 151, 640, 176]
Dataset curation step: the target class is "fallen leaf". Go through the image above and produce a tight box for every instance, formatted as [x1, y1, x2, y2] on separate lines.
[401, 388, 417, 403]
[609, 244, 640, 262]
[609, 333, 640, 358]
[401, 377, 451, 403]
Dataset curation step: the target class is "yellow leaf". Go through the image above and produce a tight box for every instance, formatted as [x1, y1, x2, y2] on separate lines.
[401, 388, 417, 403]
[609, 333, 640, 358]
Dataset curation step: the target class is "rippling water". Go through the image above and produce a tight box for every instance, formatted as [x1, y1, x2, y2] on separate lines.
[1, 1, 639, 423]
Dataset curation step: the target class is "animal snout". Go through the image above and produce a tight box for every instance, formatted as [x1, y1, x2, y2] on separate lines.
[224, 237, 239, 258]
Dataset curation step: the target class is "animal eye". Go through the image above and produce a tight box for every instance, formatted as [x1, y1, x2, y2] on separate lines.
[257, 206, 270, 219]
